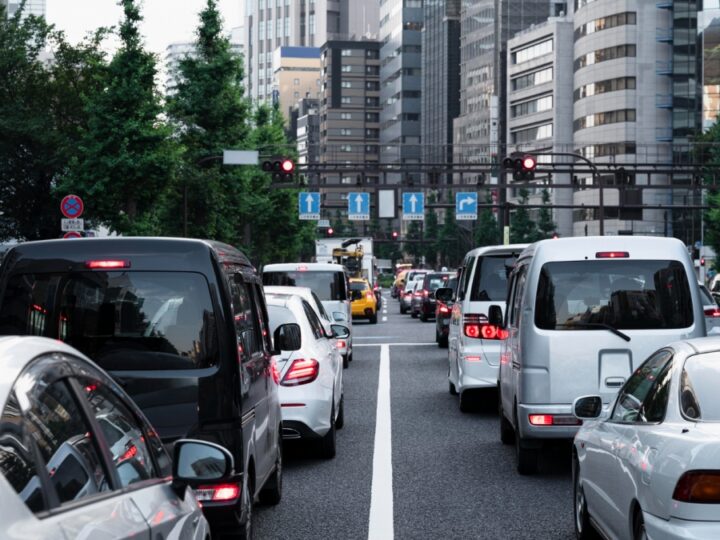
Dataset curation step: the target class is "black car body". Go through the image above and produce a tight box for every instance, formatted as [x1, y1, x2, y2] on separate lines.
[414, 272, 454, 322]
[0, 237, 288, 537]
[435, 276, 458, 347]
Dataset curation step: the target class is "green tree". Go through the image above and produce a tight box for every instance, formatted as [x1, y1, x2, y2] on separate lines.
[536, 188, 556, 239]
[698, 121, 720, 269]
[422, 194, 440, 266]
[65, 0, 177, 235]
[438, 209, 464, 267]
[0, 6, 107, 240]
[406, 221, 423, 262]
[510, 188, 540, 243]
[474, 192, 501, 247]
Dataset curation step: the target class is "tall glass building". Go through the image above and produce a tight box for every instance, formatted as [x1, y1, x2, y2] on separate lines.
[2, 0, 46, 18]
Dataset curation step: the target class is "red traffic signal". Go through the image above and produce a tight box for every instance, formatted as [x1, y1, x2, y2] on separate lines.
[392, 231, 398, 239]
[262, 156, 295, 182]
[522, 155, 537, 171]
[701, 257, 706, 266]
[281, 159, 294, 173]
[327, 227, 334, 236]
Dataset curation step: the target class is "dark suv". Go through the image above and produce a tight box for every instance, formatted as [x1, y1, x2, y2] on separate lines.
[414, 272, 454, 322]
[0, 238, 298, 538]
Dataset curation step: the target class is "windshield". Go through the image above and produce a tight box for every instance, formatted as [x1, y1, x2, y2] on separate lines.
[699, 285, 716, 306]
[263, 271, 348, 301]
[0, 271, 217, 370]
[424, 273, 452, 291]
[469, 255, 516, 301]
[681, 352, 720, 421]
[535, 260, 693, 330]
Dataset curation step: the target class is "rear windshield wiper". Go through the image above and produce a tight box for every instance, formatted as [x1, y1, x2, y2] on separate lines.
[556, 322, 631, 342]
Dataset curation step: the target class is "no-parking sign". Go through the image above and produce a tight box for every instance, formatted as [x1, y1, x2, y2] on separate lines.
[60, 195, 84, 219]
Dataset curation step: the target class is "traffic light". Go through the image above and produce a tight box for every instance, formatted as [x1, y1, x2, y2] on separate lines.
[327, 227, 334, 237]
[391, 231, 398, 240]
[261, 156, 295, 182]
[701, 257, 706, 267]
[502, 153, 536, 181]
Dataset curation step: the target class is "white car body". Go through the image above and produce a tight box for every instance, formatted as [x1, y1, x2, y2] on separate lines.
[265, 293, 344, 447]
[573, 337, 720, 540]
[699, 283, 720, 334]
[0, 336, 209, 540]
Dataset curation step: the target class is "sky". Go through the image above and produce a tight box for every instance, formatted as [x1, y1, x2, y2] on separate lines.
[46, 0, 243, 55]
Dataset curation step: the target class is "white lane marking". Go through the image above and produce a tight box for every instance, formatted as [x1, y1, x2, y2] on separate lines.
[382, 316, 387, 322]
[369, 344, 393, 540]
[356, 342, 435, 347]
[357, 336, 402, 340]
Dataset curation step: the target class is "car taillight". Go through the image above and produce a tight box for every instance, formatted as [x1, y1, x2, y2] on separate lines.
[366, 292, 375, 301]
[85, 260, 131, 269]
[270, 358, 280, 384]
[704, 308, 720, 318]
[281, 358, 319, 386]
[336, 339, 347, 349]
[595, 251, 629, 259]
[464, 323, 508, 340]
[438, 303, 450, 314]
[528, 414, 582, 426]
[673, 471, 720, 503]
[529, 414, 554, 426]
[195, 483, 240, 502]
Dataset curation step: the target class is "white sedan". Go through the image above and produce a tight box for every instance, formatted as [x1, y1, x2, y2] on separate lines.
[573, 336, 720, 540]
[266, 292, 348, 458]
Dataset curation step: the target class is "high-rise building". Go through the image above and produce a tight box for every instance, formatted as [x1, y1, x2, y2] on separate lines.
[164, 34, 243, 94]
[319, 39, 381, 185]
[272, 46, 321, 121]
[379, 0, 424, 183]
[296, 96, 321, 170]
[2, 0, 45, 18]
[421, 0, 461, 172]
[700, 5, 720, 130]
[244, 0, 379, 103]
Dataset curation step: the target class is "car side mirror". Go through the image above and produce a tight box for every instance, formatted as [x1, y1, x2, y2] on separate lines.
[435, 287, 453, 303]
[573, 395, 604, 420]
[488, 305, 504, 327]
[273, 323, 302, 352]
[172, 439, 234, 498]
[331, 324, 350, 339]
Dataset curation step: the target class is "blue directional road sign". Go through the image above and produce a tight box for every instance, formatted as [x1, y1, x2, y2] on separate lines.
[298, 192, 321, 220]
[455, 192, 478, 220]
[347, 192, 370, 221]
[402, 192, 424, 221]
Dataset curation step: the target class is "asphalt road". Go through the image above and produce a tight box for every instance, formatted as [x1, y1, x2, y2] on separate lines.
[255, 296, 575, 539]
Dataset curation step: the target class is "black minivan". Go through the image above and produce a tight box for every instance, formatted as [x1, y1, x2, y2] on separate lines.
[0, 237, 298, 538]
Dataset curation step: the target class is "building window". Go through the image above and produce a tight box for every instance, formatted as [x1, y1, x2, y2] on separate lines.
[511, 67, 553, 91]
[512, 39, 553, 64]
[576, 142, 636, 159]
[341, 81, 352, 88]
[366, 97, 380, 106]
[575, 12, 636, 40]
[341, 112, 352, 120]
[574, 77, 636, 100]
[341, 128, 352, 136]
[573, 109, 636, 131]
[294, 78, 300, 85]
[342, 65, 352, 72]
[511, 123, 553, 143]
[366, 49, 379, 59]
[366, 112, 379, 122]
[341, 49, 353, 56]
[340, 145, 353, 152]
[341, 96, 352, 104]
[574, 44, 636, 70]
[294, 91, 300, 98]
[511, 95, 553, 118]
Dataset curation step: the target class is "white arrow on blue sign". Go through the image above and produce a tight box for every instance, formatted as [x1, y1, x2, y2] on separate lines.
[298, 192, 321, 220]
[402, 192, 424, 221]
[347, 192, 370, 221]
[455, 192, 478, 220]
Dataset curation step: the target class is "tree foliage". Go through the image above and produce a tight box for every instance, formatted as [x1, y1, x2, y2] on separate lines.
[698, 121, 720, 269]
[475, 191, 501, 247]
[536, 188, 556, 239]
[510, 188, 540, 243]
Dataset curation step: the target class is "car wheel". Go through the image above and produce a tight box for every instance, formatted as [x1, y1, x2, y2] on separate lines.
[369, 313, 378, 324]
[400, 304, 406, 314]
[335, 394, 345, 429]
[420, 313, 428, 322]
[438, 333, 448, 348]
[500, 412, 515, 445]
[258, 433, 282, 505]
[448, 381, 457, 396]
[319, 404, 337, 459]
[514, 412, 539, 475]
[633, 508, 647, 540]
[411, 311, 418, 319]
[573, 458, 599, 540]
[459, 390, 475, 413]
[343, 354, 349, 369]
[239, 473, 254, 540]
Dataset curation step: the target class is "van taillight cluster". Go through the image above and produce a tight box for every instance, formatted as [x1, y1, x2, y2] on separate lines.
[528, 414, 582, 426]
[672, 471, 720, 503]
[85, 260, 131, 269]
[704, 308, 720, 318]
[463, 314, 507, 340]
[281, 358, 319, 386]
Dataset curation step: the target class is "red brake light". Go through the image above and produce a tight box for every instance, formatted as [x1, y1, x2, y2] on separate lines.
[438, 303, 450, 314]
[704, 308, 720, 318]
[281, 358, 319, 386]
[85, 260, 131, 269]
[595, 251, 629, 259]
[336, 339, 347, 349]
[196, 483, 240, 502]
[270, 358, 280, 384]
[529, 414, 554, 426]
[673, 471, 720, 503]
[464, 322, 508, 340]
[296, 265, 308, 271]
[366, 291, 375, 301]
[464, 324, 481, 338]
[120, 444, 138, 462]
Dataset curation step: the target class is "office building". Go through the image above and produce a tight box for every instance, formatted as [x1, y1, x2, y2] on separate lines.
[319, 39, 381, 184]
[700, 3, 720, 130]
[379, 0, 424, 183]
[165, 35, 243, 94]
[506, 12, 574, 237]
[2, 0, 45, 18]
[244, 0, 379, 103]
[272, 46, 321, 121]
[296, 96, 320, 167]
[421, 0, 461, 171]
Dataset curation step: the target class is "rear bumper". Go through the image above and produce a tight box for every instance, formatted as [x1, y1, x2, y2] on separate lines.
[280, 397, 332, 438]
[457, 342, 501, 391]
[644, 511, 720, 540]
[517, 403, 581, 440]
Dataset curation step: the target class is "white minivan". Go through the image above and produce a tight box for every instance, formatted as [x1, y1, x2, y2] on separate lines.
[439, 244, 527, 412]
[493, 236, 706, 474]
[263, 262, 353, 364]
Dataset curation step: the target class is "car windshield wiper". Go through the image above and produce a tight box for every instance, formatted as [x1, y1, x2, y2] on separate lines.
[556, 322, 631, 342]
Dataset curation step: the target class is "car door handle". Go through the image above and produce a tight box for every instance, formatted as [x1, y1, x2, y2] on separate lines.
[605, 377, 625, 388]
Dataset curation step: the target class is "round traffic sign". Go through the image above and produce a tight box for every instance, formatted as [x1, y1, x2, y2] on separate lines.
[60, 194, 84, 219]
[63, 231, 82, 239]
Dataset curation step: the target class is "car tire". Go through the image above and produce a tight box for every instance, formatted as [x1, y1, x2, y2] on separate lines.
[438, 333, 448, 348]
[514, 413, 539, 475]
[239, 473, 254, 540]
[449, 381, 457, 396]
[369, 313, 378, 324]
[573, 458, 599, 540]
[633, 508, 647, 540]
[500, 412, 515, 445]
[459, 390, 475, 413]
[411, 311, 418, 319]
[343, 354, 349, 369]
[348, 351, 353, 362]
[319, 404, 337, 459]
[335, 394, 345, 429]
[420, 313, 428, 322]
[258, 433, 282, 505]
[400, 304, 406, 314]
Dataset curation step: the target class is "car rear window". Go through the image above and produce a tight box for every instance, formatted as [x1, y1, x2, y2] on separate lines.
[424, 273, 452, 291]
[469, 255, 516, 301]
[535, 260, 694, 330]
[349, 281, 367, 292]
[681, 352, 720, 421]
[0, 271, 218, 370]
[699, 285, 716, 306]
[263, 271, 348, 301]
